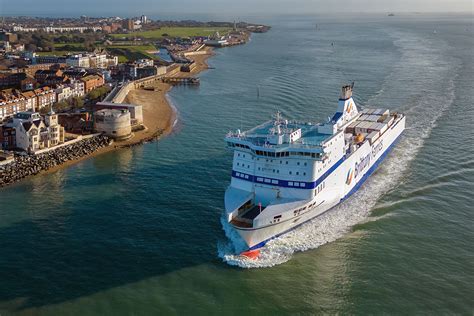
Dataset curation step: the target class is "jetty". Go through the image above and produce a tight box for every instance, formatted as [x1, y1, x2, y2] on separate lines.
[161, 77, 200, 86]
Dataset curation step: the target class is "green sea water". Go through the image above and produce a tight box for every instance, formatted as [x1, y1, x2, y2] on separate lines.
[0, 13, 473, 315]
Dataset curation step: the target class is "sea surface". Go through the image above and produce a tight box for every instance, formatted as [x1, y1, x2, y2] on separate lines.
[1, 13, 473, 315]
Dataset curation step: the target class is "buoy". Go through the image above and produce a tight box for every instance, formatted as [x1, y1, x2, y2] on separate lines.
[240, 249, 261, 259]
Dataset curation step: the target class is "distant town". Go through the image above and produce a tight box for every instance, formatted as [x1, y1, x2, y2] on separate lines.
[0, 15, 269, 186]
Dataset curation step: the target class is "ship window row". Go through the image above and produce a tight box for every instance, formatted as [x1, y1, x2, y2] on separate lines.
[236, 162, 252, 169]
[288, 171, 307, 176]
[288, 181, 306, 188]
[257, 167, 280, 174]
[255, 150, 321, 158]
[256, 158, 311, 167]
[235, 172, 250, 180]
[256, 177, 279, 185]
[228, 142, 250, 149]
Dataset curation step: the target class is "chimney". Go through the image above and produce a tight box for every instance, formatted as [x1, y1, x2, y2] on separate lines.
[340, 83, 354, 100]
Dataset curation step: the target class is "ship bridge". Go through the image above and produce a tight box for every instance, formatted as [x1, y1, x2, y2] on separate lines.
[225, 112, 333, 156]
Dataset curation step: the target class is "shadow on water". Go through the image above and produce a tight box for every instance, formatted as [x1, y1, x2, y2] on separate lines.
[0, 154, 230, 311]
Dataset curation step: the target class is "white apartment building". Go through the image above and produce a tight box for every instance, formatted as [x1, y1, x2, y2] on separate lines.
[55, 86, 73, 102]
[66, 54, 90, 68]
[70, 80, 85, 97]
[8, 112, 65, 152]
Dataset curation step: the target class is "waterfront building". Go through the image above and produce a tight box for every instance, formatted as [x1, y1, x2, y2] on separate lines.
[95, 101, 143, 125]
[57, 112, 92, 134]
[2, 111, 65, 152]
[0, 125, 16, 150]
[94, 109, 131, 140]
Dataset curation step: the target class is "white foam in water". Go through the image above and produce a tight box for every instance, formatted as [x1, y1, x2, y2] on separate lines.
[218, 30, 459, 268]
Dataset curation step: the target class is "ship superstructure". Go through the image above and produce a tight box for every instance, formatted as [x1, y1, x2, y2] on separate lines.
[224, 84, 406, 255]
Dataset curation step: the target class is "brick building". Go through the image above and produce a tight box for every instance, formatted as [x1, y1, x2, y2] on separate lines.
[81, 75, 104, 93]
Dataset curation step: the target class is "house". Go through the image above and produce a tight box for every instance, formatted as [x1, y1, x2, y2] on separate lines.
[66, 54, 90, 68]
[62, 69, 88, 80]
[0, 90, 28, 120]
[81, 75, 104, 93]
[0, 72, 27, 88]
[34, 69, 63, 83]
[69, 80, 85, 98]
[55, 85, 73, 102]
[44, 75, 69, 86]
[0, 125, 16, 150]
[2, 111, 64, 152]
[20, 77, 37, 91]
[21, 91, 37, 112]
[34, 87, 56, 110]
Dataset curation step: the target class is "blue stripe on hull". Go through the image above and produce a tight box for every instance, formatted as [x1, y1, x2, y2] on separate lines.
[232, 156, 345, 190]
[246, 133, 403, 251]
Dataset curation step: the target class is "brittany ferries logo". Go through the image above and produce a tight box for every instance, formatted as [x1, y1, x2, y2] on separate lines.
[346, 168, 354, 185]
[346, 101, 353, 113]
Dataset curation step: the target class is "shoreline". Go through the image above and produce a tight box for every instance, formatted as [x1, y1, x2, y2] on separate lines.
[12, 48, 216, 179]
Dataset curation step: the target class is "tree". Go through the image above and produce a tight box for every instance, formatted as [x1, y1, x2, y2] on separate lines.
[88, 89, 101, 100]
[25, 43, 37, 51]
[53, 101, 69, 112]
[71, 97, 84, 109]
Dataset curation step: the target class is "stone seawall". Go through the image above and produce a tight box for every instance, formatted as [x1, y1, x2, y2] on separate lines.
[0, 135, 111, 187]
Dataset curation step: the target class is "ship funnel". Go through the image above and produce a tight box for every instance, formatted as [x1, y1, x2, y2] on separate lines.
[340, 82, 354, 100]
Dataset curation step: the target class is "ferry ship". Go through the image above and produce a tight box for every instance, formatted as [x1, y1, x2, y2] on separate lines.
[224, 84, 406, 258]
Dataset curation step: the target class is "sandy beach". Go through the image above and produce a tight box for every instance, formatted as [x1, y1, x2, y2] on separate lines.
[40, 48, 214, 175]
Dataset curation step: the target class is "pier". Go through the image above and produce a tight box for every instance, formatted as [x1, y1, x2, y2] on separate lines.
[161, 77, 200, 85]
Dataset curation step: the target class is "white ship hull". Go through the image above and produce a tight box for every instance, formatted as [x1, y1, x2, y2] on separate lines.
[232, 115, 405, 250]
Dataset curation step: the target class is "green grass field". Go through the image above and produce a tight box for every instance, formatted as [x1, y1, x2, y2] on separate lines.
[106, 44, 157, 62]
[111, 26, 231, 39]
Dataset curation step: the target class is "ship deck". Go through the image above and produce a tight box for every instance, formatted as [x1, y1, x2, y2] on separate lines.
[235, 121, 331, 149]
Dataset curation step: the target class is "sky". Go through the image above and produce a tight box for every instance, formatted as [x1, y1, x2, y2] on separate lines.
[0, 0, 472, 17]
